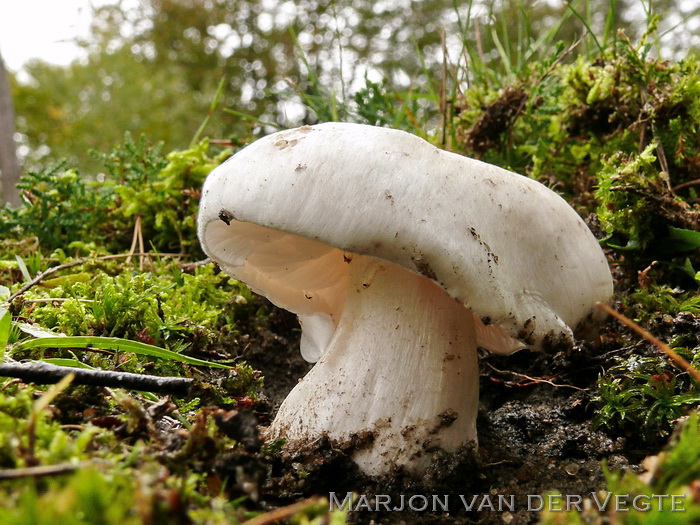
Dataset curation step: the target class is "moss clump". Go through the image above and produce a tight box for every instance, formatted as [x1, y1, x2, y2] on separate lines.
[594, 144, 699, 253]
[0, 383, 106, 469]
[451, 30, 700, 217]
[19, 262, 250, 349]
[593, 354, 700, 443]
[110, 138, 232, 255]
[0, 135, 232, 256]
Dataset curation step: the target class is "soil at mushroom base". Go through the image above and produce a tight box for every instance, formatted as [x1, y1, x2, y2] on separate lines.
[242, 303, 632, 525]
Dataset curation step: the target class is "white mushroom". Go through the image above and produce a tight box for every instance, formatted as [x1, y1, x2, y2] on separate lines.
[197, 122, 613, 476]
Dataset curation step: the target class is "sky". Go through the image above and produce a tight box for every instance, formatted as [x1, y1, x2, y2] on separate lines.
[0, 0, 111, 72]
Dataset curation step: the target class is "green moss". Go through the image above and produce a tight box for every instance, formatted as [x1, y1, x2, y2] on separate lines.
[0, 380, 272, 523]
[593, 354, 700, 443]
[112, 139, 231, 255]
[0, 135, 231, 256]
[219, 363, 263, 398]
[450, 33, 700, 233]
[595, 144, 669, 251]
[630, 285, 700, 320]
[0, 468, 143, 525]
[22, 262, 247, 349]
[0, 383, 106, 469]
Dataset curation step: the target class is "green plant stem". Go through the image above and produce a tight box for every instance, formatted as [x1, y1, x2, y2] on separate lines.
[190, 77, 227, 147]
[12, 336, 231, 369]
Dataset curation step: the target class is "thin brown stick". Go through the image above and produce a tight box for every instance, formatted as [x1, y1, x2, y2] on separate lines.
[474, 18, 484, 66]
[0, 462, 88, 480]
[243, 497, 325, 525]
[672, 178, 700, 193]
[126, 215, 144, 269]
[10, 259, 88, 301]
[209, 139, 236, 147]
[126, 216, 140, 265]
[597, 302, 700, 384]
[440, 29, 449, 148]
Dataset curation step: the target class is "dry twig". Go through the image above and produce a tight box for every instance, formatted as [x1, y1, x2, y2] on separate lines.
[0, 462, 89, 480]
[243, 497, 325, 525]
[0, 361, 193, 395]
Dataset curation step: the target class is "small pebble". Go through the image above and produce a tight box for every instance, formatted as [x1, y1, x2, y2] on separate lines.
[565, 462, 580, 476]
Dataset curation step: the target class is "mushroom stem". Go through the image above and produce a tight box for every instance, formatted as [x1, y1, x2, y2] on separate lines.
[267, 254, 479, 475]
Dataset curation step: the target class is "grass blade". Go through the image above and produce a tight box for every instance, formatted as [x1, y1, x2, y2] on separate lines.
[566, 1, 603, 54]
[12, 336, 231, 369]
[42, 358, 95, 370]
[223, 108, 284, 130]
[0, 308, 11, 360]
[190, 76, 227, 147]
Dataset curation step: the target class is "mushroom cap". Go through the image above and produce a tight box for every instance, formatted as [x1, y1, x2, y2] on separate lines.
[198, 122, 613, 359]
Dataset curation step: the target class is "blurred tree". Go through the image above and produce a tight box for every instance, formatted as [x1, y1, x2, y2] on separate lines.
[0, 49, 20, 207]
[9, 0, 699, 175]
[11, 0, 449, 173]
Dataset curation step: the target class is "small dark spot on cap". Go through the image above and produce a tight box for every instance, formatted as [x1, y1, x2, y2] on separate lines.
[517, 316, 537, 345]
[411, 255, 438, 281]
[218, 209, 234, 225]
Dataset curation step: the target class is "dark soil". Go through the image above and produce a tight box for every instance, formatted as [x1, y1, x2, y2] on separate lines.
[232, 300, 648, 524]
[238, 299, 310, 415]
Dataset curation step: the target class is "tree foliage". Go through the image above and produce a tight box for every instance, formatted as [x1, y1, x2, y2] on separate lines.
[0, 49, 20, 206]
[10, 0, 699, 175]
